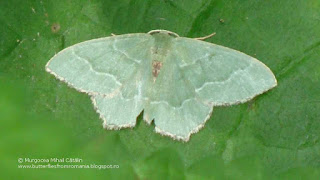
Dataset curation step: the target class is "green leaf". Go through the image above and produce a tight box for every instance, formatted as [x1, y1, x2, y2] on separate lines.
[1, 0, 319, 179]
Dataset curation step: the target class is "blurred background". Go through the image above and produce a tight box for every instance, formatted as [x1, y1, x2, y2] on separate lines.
[0, 0, 319, 179]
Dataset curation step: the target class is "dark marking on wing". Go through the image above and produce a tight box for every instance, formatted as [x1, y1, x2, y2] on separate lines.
[152, 61, 163, 78]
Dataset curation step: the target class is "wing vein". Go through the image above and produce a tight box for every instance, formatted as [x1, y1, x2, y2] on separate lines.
[195, 62, 253, 92]
[179, 53, 211, 68]
[71, 48, 122, 86]
[112, 39, 142, 64]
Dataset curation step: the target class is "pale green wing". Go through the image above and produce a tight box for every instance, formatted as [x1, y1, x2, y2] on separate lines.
[91, 67, 146, 129]
[172, 37, 277, 106]
[46, 34, 154, 95]
[143, 98, 213, 141]
[141, 36, 277, 141]
[92, 94, 144, 129]
[140, 46, 214, 141]
[46, 31, 277, 142]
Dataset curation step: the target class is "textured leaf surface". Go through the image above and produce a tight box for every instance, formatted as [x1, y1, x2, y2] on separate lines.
[1, 0, 319, 179]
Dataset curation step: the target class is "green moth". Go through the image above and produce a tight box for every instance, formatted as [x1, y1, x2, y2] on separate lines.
[46, 30, 277, 141]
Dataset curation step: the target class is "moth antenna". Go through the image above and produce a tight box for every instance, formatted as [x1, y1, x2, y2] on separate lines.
[194, 32, 216, 41]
